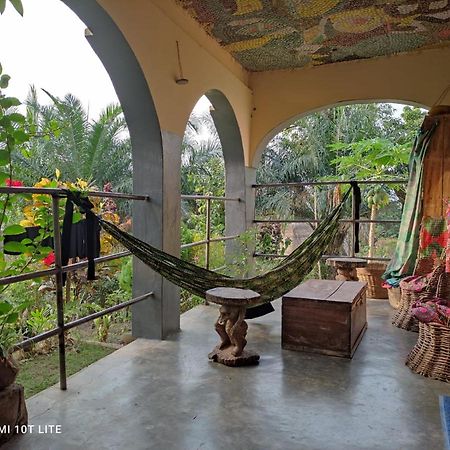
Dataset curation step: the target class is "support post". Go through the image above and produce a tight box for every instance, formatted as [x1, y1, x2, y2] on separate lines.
[351, 186, 356, 258]
[52, 195, 67, 390]
[205, 198, 211, 270]
[132, 131, 181, 340]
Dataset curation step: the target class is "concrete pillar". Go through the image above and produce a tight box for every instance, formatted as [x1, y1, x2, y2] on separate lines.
[132, 131, 181, 339]
[62, 0, 181, 340]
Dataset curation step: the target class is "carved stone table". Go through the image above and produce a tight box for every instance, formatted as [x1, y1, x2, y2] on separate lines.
[326, 257, 367, 282]
[206, 287, 261, 367]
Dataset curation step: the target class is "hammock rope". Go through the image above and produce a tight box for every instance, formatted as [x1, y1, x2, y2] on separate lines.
[64, 188, 351, 307]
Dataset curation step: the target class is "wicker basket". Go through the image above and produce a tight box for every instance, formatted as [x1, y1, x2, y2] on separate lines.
[406, 322, 450, 382]
[356, 262, 388, 299]
[392, 264, 445, 332]
[387, 287, 401, 309]
[392, 288, 419, 332]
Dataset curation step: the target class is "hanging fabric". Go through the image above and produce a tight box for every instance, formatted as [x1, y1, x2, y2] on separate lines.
[383, 120, 439, 284]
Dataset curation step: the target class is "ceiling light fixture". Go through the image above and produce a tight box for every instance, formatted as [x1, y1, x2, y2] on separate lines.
[175, 40, 189, 85]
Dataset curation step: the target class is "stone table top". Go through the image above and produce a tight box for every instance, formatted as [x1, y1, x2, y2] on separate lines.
[206, 287, 261, 307]
[326, 257, 368, 269]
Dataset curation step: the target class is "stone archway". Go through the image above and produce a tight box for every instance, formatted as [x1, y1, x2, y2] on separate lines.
[204, 90, 248, 240]
[61, 0, 180, 339]
[252, 99, 428, 168]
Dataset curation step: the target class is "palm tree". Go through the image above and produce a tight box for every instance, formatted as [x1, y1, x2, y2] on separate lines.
[181, 109, 224, 196]
[14, 87, 132, 193]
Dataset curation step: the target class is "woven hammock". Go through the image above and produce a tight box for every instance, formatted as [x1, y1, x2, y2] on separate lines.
[65, 188, 350, 307]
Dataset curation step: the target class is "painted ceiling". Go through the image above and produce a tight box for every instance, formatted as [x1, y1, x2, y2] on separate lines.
[177, 0, 450, 71]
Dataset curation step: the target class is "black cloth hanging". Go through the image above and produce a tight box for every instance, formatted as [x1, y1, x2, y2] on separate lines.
[61, 192, 100, 282]
[350, 181, 361, 254]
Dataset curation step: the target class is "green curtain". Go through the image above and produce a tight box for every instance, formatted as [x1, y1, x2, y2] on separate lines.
[383, 120, 439, 284]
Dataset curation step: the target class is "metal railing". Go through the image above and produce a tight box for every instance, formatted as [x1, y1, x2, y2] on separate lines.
[1, 188, 241, 389]
[0, 186, 153, 390]
[180, 194, 240, 270]
[252, 179, 407, 261]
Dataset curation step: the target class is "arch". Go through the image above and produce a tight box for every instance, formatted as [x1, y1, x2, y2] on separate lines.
[204, 90, 247, 238]
[60, 0, 179, 339]
[251, 98, 429, 168]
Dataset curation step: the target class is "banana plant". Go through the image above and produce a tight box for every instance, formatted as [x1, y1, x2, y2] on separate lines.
[330, 137, 410, 258]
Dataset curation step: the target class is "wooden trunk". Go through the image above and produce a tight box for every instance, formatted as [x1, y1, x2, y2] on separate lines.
[282, 280, 367, 358]
[422, 112, 450, 218]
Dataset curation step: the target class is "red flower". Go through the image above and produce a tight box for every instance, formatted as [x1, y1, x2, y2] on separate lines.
[43, 252, 55, 267]
[5, 179, 24, 187]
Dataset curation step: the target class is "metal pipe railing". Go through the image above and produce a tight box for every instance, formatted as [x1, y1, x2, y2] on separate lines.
[0, 187, 151, 390]
[181, 234, 239, 249]
[252, 179, 407, 263]
[253, 253, 391, 262]
[180, 194, 240, 269]
[0, 251, 132, 286]
[181, 194, 240, 201]
[253, 179, 407, 188]
[14, 292, 153, 352]
[253, 218, 401, 224]
[0, 186, 150, 201]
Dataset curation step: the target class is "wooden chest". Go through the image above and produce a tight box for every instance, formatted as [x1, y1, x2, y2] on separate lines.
[282, 280, 367, 358]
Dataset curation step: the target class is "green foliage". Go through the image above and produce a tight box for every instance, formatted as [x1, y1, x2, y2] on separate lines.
[26, 306, 55, 336]
[329, 138, 410, 182]
[13, 88, 132, 197]
[0, 298, 29, 357]
[118, 257, 132, 295]
[0, 0, 23, 15]
[256, 104, 425, 219]
[94, 315, 111, 342]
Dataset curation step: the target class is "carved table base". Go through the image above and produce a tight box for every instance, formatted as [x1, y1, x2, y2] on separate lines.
[208, 346, 260, 367]
[326, 257, 368, 282]
[206, 288, 261, 367]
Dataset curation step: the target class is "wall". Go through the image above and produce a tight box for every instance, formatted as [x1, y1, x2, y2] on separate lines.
[98, 0, 254, 163]
[250, 47, 450, 166]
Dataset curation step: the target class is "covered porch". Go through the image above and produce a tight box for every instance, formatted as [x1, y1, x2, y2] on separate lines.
[2, 0, 450, 448]
[5, 299, 450, 450]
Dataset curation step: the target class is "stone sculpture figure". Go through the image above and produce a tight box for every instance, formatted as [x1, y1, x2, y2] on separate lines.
[215, 305, 248, 357]
[206, 287, 261, 367]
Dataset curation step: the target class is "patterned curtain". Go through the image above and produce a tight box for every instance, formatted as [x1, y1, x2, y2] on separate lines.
[383, 121, 439, 285]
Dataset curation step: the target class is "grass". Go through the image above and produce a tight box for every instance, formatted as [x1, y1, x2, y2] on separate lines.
[16, 342, 115, 398]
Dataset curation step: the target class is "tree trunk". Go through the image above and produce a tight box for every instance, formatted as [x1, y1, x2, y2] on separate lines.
[368, 204, 378, 258]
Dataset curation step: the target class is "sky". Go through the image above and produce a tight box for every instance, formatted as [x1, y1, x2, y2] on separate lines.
[0, 0, 119, 119]
[0, 0, 211, 121]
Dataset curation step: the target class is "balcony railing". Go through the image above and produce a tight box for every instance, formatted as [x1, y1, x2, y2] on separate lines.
[180, 194, 240, 270]
[252, 179, 407, 261]
[0, 187, 240, 390]
[0, 186, 153, 391]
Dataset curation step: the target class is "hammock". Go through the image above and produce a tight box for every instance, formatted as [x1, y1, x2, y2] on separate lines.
[64, 188, 350, 312]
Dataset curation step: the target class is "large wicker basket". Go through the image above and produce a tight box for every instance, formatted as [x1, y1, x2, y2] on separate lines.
[356, 262, 388, 299]
[387, 287, 401, 309]
[406, 322, 450, 382]
[392, 287, 419, 332]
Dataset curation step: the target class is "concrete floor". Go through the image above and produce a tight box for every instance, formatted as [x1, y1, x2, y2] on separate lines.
[5, 300, 450, 450]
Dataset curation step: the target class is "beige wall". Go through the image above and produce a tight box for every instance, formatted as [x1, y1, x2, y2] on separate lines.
[99, 0, 254, 162]
[98, 0, 450, 168]
[250, 47, 450, 166]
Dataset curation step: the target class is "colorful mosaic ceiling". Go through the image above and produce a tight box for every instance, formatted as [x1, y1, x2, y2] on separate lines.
[177, 0, 450, 71]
